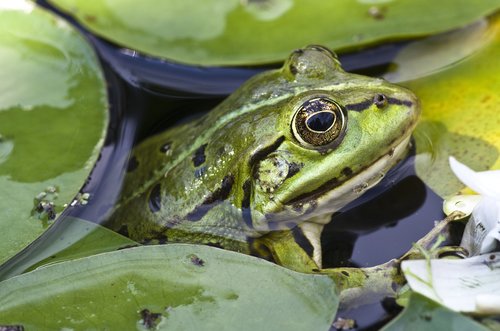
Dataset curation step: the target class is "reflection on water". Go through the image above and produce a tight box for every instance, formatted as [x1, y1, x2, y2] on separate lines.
[323, 175, 428, 268]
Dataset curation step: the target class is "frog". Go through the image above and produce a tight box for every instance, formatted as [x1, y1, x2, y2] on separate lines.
[106, 45, 420, 277]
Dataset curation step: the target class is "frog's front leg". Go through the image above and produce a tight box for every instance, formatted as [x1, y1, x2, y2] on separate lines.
[258, 230, 319, 273]
[299, 215, 330, 268]
[259, 230, 405, 308]
[259, 212, 467, 309]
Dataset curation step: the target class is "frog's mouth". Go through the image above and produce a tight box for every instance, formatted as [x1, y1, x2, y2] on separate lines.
[281, 134, 413, 223]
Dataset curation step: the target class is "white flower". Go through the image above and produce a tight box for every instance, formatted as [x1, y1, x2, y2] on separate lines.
[448, 157, 500, 255]
[402, 253, 500, 314]
[401, 158, 500, 314]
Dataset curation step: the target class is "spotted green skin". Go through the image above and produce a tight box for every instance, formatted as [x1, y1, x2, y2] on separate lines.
[107, 46, 420, 268]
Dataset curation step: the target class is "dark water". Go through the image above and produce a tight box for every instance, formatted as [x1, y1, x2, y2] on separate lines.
[0, 2, 445, 330]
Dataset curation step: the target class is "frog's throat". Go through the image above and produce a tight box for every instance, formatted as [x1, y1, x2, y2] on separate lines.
[278, 133, 410, 269]
[253, 134, 412, 231]
[300, 134, 412, 224]
[298, 134, 411, 268]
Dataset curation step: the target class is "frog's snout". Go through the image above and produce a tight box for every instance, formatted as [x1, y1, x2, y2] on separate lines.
[406, 91, 421, 126]
[390, 87, 421, 130]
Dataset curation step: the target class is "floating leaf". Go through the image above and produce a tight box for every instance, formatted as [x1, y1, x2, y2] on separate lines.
[398, 14, 500, 197]
[0, 217, 138, 279]
[412, 121, 498, 197]
[0, 245, 338, 331]
[47, 0, 500, 66]
[382, 293, 489, 331]
[0, 1, 108, 264]
[383, 18, 495, 83]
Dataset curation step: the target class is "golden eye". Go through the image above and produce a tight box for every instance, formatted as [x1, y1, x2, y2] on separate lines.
[292, 97, 347, 150]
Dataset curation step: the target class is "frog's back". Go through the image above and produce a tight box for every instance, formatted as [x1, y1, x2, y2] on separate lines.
[106, 96, 280, 253]
[105, 60, 301, 250]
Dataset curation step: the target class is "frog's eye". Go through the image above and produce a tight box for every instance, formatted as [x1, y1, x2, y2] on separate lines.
[292, 97, 347, 150]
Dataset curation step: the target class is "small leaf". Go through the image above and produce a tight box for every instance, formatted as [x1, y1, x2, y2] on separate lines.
[382, 293, 489, 331]
[443, 195, 481, 217]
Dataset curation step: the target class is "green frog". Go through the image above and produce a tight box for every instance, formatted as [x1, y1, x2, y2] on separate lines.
[107, 45, 419, 275]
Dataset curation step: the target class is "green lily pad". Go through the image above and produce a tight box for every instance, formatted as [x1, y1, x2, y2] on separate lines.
[0, 1, 108, 264]
[413, 121, 498, 197]
[0, 245, 338, 331]
[382, 293, 488, 331]
[47, 0, 500, 66]
[397, 14, 500, 197]
[0, 217, 138, 279]
[383, 18, 495, 83]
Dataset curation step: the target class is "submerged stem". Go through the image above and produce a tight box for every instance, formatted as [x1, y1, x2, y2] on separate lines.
[323, 211, 467, 309]
[262, 212, 467, 309]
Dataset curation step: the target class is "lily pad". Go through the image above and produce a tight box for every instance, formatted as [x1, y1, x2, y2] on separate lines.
[383, 18, 495, 83]
[0, 217, 138, 279]
[0, 245, 338, 331]
[398, 14, 500, 197]
[47, 0, 500, 66]
[412, 121, 498, 197]
[0, 1, 108, 264]
[382, 293, 489, 331]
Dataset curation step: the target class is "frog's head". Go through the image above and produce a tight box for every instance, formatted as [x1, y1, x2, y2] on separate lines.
[245, 45, 420, 230]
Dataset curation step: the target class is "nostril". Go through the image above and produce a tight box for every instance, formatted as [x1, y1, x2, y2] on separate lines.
[373, 93, 388, 108]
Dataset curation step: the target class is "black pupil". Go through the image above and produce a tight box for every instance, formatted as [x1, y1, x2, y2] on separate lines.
[306, 112, 334, 132]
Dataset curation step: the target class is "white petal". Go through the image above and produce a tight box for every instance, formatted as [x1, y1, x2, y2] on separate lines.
[479, 197, 500, 254]
[459, 197, 500, 255]
[0, 0, 34, 12]
[402, 253, 500, 313]
[475, 294, 500, 314]
[449, 157, 500, 198]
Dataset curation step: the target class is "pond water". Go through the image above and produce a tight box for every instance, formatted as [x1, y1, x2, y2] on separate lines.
[0, 1, 456, 330]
